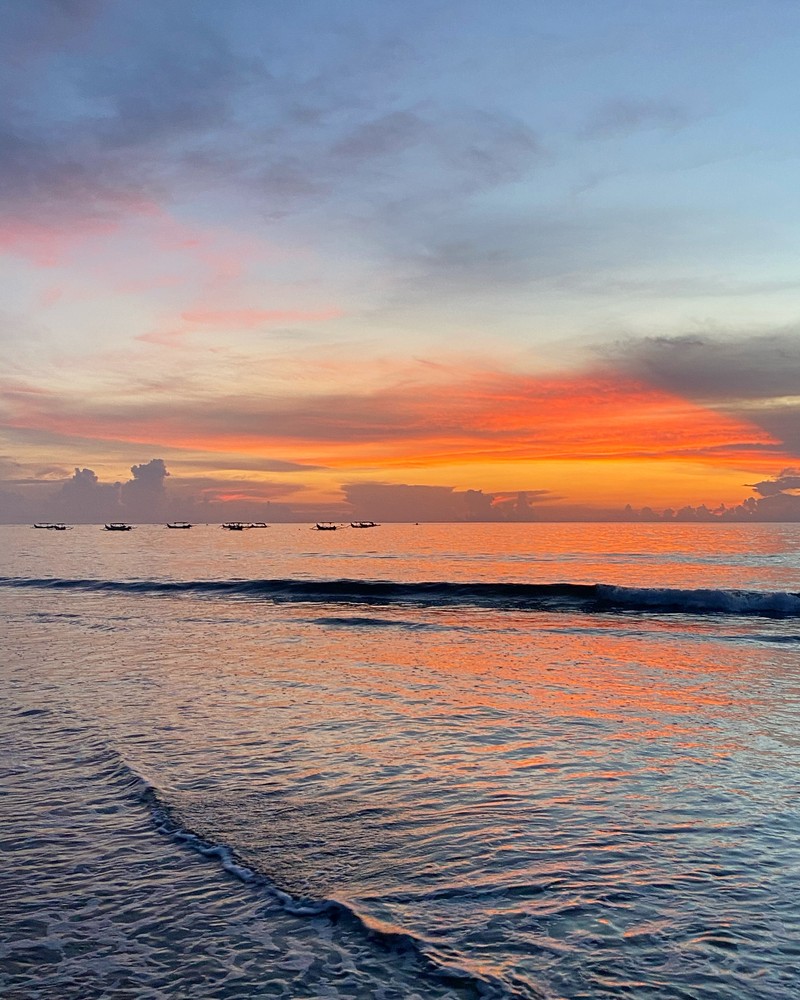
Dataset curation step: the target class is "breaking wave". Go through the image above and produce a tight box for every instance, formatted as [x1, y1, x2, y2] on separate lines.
[1, 575, 799, 617]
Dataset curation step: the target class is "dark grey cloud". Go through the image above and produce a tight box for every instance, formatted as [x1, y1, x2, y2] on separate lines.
[0, 458, 329, 523]
[0, 488, 36, 522]
[605, 332, 800, 401]
[0, 462, 559, 524]
[622, 490, 800, 522]
[344, 482, 478, 522]
[746, 469, 800, 497]
[54, 465, 122, 522]
[748, 491, 800, 520]
[734, 404, 800, 457]
[602, 331, 800, 455]
[119, 458, 169, 519]
[0, 461, 174, 524]
[343, 482, 549, 522]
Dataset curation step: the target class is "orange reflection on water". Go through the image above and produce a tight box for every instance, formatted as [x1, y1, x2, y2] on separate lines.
[280, 608, 766, 768]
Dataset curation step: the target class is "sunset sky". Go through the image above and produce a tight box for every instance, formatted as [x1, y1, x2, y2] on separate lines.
[2, 0, 800, 521]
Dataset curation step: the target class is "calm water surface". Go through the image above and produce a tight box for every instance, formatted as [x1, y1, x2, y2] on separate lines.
[1, 523, 799, 998]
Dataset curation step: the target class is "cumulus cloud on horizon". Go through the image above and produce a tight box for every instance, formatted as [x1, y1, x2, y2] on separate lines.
[2, 458, 800, 524]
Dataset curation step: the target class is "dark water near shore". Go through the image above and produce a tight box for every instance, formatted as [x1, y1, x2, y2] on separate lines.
[2, 523, 799, 998]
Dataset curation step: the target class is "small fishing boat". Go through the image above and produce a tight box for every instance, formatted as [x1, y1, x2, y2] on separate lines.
[104, 523, 133, 531]
[314, 522, 338, 530]
[222, 522, 247, 530]
[167, 521, 193, 529]
[33, 522, 69, 530]
[350, 521, 379, 528]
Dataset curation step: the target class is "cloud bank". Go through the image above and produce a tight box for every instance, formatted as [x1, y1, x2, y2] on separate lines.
[3, 459, 800, 524]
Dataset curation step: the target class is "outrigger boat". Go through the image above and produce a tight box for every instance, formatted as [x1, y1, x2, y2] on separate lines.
[33, 522, 69, 530]
[350, 521, 379, 528]
[314, 522, 338, 530]
[249, 522, 269, 528]
[167, 521, 193, 529]
[104, 523, 133, 531]
[222, 522, 247, 530]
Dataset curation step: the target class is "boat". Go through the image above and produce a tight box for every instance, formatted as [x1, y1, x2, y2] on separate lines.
[350, 521, 379, 528]
[314, 522, 338, 530]
[167, 521, 193, 529]
[33, 522, 69, 530]
[104, 523, 133, 531]
[249, 522, 269, 528]
[222, 522, 247, 530]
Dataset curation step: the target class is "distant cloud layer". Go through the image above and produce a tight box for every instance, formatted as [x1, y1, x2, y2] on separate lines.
[2, 458, 800, 524]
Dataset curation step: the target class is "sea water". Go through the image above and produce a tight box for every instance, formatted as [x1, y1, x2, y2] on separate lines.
[1, 522, 799, 999]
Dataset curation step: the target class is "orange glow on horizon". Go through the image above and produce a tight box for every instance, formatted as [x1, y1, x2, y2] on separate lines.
[2, 367, 795, 510]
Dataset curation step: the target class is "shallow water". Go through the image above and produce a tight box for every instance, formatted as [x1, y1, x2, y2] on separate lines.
[2, 523, 799, 998]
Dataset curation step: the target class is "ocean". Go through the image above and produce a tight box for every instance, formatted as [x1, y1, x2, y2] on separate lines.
[1, 522, 799, 999]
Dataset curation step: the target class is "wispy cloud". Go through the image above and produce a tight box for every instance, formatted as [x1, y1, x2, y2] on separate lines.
[582, 97, 693, 139]
[181, 308, 343, 328]
[0, 362, 788, 472]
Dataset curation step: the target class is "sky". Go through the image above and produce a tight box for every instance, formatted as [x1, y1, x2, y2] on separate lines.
[1, 0, 800, 522]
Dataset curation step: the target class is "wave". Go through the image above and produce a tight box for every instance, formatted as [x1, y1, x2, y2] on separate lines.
[107, 757, 529, 999]
[9, 702, 523, 999]
[1, 574, 799, 617]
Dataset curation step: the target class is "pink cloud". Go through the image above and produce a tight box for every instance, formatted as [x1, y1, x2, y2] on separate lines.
[144, 211, 278, 291]
[39, 286, 65, 307]
[116, 274, 186, 294]
[135, 328, 187, 348]
[0, 197, 161, 267]
[136, 303, 343, 350]
[0, 218, 120, 267]
[181, 308, 343, 327]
